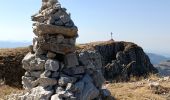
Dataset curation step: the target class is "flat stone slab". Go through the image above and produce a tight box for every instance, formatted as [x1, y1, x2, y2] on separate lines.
[33, 23, 78, 37]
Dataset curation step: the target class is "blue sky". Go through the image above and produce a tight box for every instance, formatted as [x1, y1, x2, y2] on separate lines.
[0, 0, 170, 56]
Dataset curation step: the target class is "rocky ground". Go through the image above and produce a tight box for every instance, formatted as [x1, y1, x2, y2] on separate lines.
[1, 76, 170, 100]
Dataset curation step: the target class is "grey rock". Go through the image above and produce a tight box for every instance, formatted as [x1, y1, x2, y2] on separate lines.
[22, 52, 35, 70]
[40, 42, 75, 54]
[36, 77, 57, 87]
[51, 71, 60, 78]
[65, 20, 74, 27]
[45, 59, 59, 71]
[63, 66, 85, 76]
[22, 76, 37, 90]
[58, 76, 77, 86]
[65, 53, 79, 68]
[75, 74, 99, 100]
[56, 86, 64, 93]
[78, 50, 102, 70]
[74, 81, 84, 93]
[33, 23, 78, 38]
[101, 89, 111, 97]
[20, 86, 54, 100]
[51, 94, 62, 100]
[29, 71, 42, 78]
[41, 70, 52, 77]
[29, 57, 46, 71]
[55, 20, 64, 26]
[47, 16, 55, 24]
[92, 71, 105, 88]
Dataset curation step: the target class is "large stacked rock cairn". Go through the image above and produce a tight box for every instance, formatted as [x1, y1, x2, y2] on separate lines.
[19, 0, 111, 100]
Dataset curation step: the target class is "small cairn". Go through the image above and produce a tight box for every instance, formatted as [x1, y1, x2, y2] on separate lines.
[18, 0, 111, 100]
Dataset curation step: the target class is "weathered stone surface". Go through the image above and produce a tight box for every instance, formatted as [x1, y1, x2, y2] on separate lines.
[92, 71, 105, 88]
[22, 76, 36, 90]
[78, 50, 102, 70]
[40, 43, 75, 54]
[22, 52, 35, 70]
[58, 76, 77, 86]
[64, 53, 79, 68]
[45, 59, 59, 71]
[74, 74, 99, 100]
[20, 86, 54, 100]
[63, 66, 85, 76]
[36, 77, 57, 87]
[29, 71, 42, 78]
[41, 70, 52, 77]
[92, 41, 158, 81]
[29, 57, 46, 71]
[33, 23, 78, 37]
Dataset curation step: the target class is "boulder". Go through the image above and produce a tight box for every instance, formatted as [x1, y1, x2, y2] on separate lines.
[33, 23, 78, 38]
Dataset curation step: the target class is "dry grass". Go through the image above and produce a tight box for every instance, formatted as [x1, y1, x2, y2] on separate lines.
[0, 47, 29, 56]
[0, 85, 23, 100]
[108, 76, 170, 100]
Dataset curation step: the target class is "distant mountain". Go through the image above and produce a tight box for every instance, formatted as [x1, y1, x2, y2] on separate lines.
[147, 53, 170, 65]
[0, 41, 31, 48]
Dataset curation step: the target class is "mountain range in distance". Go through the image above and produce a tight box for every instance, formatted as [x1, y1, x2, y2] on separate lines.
[0, 41, 31, 48]
[147, 53, 170, 65]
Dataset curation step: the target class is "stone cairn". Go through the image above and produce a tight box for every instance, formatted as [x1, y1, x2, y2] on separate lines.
[17, 0, 111, 100]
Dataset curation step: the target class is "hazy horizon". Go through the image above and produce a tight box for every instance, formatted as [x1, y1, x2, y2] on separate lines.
[0, 0, 170, 57]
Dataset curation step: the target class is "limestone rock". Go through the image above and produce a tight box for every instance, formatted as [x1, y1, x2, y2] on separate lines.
[22, 52, 35, 70]
[41, 70, 52, 77]
[78, 50, 102, 70]
[29, 57, 46, 71]
[64, 53, 79, 68]
[20, 86, 54, 100]
[33, 23, 78, 37]
[58, 76, 77, 86]
[45, 59, 59, 71]
[36, 77, 57, 87]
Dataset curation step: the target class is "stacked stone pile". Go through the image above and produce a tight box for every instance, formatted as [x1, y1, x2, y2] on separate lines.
[15, 0, 111, 100]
